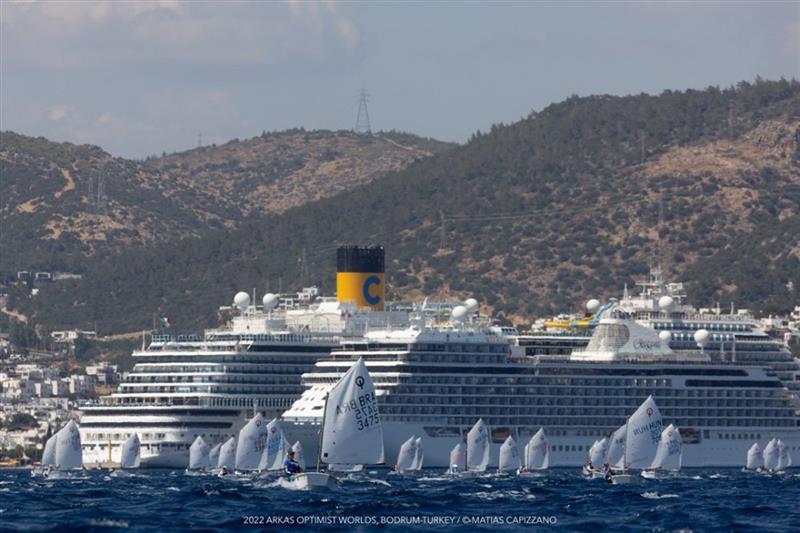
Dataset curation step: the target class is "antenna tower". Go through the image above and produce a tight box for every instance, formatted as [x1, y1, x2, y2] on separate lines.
[197, 132, 203, 148]
[354, 89, 372, 134]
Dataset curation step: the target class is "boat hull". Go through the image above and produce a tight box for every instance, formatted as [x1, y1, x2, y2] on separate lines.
[283, 472, 338, 490]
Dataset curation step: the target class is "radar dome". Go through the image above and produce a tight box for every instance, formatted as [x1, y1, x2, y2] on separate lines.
[262, 293, 278, 311]
[694, 329, 710, 347]
[451, 305, 468, 322]
[233, 291, 251, 310]
[658, 296, 674, 310]
[464, 298, 478, 312]
[659, 331, 671, 342]
[586, 299, 600, 313]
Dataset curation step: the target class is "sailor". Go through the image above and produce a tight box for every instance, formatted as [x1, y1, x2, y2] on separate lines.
[603, 462, 614, 482]
[219, 466, 228, 477]
[283, 450, 302, 476]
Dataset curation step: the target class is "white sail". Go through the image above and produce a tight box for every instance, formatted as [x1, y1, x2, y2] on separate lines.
[189, 436, 211, 470]
[217, 437, 236, 470]
[606, 424, 627, 469]
[119, 433, 141, 469]
[395, 436, 416, 473]
[746, 443, 762, 470]
[258, 418, 288, 471]
[42, 435, 57, 467]
[650, 424, 681, 471]
[320, 357, 384, 465]
[410, 437, 424, 471]
[291, 441, 306, 471]
[589, 437, 608, 466]
[235, 413, 268, 471]
[498, 435, 520, 472]
[54, 420, 82, 470]
[777, 440, 789, 471]
[763, 438, 779, 470]
[208, 443, 222, 467]
[624, 396, 663, 470]
[449, 442, 466, 471]
[525, 428, 549, 470]
[466, 419, 490, 472]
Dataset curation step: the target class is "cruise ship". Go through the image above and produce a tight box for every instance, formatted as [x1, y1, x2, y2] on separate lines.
[80, 247, 408, 467]
[509, 266, 800, 413]
[282, 305, 800, 468]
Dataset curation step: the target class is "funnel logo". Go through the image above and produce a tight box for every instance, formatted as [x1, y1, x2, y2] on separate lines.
[355, 376, 365, 389]
[362, 275, 382, 305]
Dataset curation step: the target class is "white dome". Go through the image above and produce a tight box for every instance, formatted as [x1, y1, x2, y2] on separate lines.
[694, 329, 710, 347]
[451, 305, 468, 321]
[658, 296, 674, 310]
[464, 298, 478, 312]
[233, 291, 250, 310]
[262, 293, 278, 311]
[586, 299, 600, 313]
[659, 331, 671, 342]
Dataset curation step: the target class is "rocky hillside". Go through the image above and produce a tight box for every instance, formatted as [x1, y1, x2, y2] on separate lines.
[0, 130, 452, 274]
[10, 79, 800, 334]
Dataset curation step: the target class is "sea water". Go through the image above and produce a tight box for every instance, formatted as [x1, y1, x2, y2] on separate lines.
[0, 468, 797, 531]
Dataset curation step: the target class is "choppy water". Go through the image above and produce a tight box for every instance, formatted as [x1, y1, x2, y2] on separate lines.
[0, 468, 798, 532]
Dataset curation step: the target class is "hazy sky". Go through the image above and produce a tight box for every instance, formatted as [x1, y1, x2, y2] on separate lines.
[2, 1, 798, 158]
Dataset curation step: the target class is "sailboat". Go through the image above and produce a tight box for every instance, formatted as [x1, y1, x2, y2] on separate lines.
[235, 413, 268, 473]
[410, 437, 424, 471]
[283, 357, 384, 490]
[32, 434, 57, 477]
[291, 441, 306, 471]
[119, 433, 141, 470]
[763, 438, 780, 473]
[463, 419, 490, 476]
[582, 437, 607, 478]
[54, 420, 83, 472]
[776, 440, 792, 473]
[605, 424, 627, 473]
[208, 443, 222, 468]
[519, 428, 548, 477]
[257, 418, 291, 474]
[641, 424, 681, 479]
[216, 437, 236, 476]
[394, 436, 417, 474]
[498, 436, 520, 474]
[745, 443, 763, 472]
[607, 396, 663, 484]
[447, 442, 466, 474]
[187, 436, 211, 473]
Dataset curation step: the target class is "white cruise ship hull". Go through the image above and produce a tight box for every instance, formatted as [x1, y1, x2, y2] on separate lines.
[283, 419, 800, 469]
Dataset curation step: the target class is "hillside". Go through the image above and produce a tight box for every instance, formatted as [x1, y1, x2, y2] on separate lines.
[0, 130, 451, 275]
[10, 79, 800, 334]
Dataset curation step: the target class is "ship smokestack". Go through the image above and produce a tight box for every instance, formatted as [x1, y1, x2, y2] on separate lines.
[336, 246, 385, 310]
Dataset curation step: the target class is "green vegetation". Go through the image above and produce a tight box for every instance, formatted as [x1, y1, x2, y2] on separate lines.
[6, 79, 800, 334]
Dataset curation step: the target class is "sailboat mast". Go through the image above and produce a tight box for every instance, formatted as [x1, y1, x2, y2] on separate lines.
[315, 393, 329, 472]
[623, 417, 630, 472]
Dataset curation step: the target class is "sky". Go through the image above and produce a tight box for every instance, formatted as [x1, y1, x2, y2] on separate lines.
[1, 1, 798, 159]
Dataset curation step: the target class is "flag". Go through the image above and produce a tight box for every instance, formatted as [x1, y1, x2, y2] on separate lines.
[159, 316, 172, 328]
